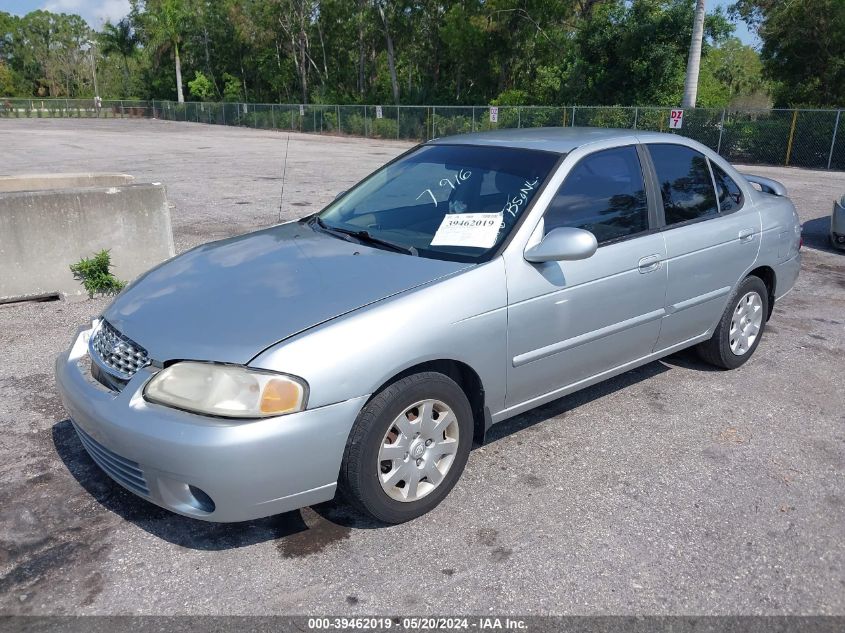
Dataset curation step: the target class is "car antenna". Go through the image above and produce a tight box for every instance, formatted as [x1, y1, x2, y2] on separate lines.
[278, 133, 290, 224]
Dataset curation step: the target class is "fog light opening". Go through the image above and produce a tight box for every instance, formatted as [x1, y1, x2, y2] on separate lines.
[187, 485, 216, 513]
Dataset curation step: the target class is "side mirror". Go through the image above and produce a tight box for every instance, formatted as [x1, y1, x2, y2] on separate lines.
[524, 227, 598, 263]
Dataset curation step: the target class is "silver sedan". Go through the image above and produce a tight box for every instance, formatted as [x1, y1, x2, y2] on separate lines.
[55, 128, 802, 524]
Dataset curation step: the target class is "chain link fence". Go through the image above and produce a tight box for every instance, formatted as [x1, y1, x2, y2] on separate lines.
[3, 97, 844, 170]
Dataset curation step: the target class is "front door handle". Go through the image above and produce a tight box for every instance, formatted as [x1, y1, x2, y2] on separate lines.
[739, 228, 756, 242]
[638, 254, 662, 273]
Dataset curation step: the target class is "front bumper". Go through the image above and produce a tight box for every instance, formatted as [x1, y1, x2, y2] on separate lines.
[55, 325, 368, 522]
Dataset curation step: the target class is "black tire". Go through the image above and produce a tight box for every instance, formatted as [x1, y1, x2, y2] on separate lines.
[696, 275, 769, 369]
[338, 372, 473, 524]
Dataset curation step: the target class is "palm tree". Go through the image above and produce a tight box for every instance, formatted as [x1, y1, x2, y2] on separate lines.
[681, 0, 706, 108]
[144, 0, 188, 103]
[99, 18, 138, 97]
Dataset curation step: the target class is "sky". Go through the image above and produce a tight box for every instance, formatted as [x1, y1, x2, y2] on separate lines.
[4, 0, 130, 28]
[4, 0, 760, 47]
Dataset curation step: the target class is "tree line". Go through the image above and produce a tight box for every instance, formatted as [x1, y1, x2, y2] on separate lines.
[1, 0, 842, 108]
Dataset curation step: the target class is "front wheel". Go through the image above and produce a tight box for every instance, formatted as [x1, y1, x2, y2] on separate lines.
[338, 372, 473, 524]
[696, 275, 769, 369]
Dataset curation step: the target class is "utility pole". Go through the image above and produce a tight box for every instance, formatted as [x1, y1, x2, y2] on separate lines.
[681, 0, 706, 108]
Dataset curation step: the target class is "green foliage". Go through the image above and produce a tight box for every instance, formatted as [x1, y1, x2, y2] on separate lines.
[697, 37, 769, 107]
[569, 0, 733, 106]
[11, 0, 842, 109]
[188, 70, 215, 100]
[491, 90, 530, 107]
[99, 18, 139, 98]
[370, 116, 398, 138]
[432, 112, 473, 136]
[731, 0, 845, 107]
[0, 10, 94, 98]
[69, 250, 126, 298]
[0, 61, 21, 95]
[222, 73, 242, 102]
[342, 112, 365, 136]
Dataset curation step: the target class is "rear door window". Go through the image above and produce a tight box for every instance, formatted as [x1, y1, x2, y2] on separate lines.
[647, 144, 718, 225]
[543, 145, 649, 244]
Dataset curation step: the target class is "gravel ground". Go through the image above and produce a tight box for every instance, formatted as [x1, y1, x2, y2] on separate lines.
[0, 119, 843, 616]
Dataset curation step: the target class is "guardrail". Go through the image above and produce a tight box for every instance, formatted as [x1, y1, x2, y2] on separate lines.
[3, 98, 843, 170]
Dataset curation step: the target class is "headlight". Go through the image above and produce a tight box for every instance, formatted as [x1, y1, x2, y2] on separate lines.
[144, 362, 307, 418]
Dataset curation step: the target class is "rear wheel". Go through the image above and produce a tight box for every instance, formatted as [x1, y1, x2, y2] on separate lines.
[696, 275, 769, 369]
[339, 372, 473, 524]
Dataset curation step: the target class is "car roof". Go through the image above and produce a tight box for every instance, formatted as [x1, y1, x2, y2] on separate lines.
[429, 127, 689, 154]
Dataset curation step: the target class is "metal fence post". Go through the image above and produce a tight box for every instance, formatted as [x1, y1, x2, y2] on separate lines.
[518, 106, 521, 128]
[397, 105, 400, 139]
[717, 109, 726, 155]
[571, 106, 576, 127]
[432, 106, 436, 139]
[472, 106, 476, 132]
[828, 110, 841, 170]
[785, 109, 798, 165]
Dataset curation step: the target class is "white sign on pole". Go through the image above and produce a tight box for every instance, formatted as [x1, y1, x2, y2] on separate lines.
[489, 106, 499, 123]
[669, 108, 684, 129]
[299, 104, 305, 116]
[376, 105, 383, 119]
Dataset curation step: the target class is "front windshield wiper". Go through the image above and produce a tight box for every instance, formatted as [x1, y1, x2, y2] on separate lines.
[312, 217, 418, 256]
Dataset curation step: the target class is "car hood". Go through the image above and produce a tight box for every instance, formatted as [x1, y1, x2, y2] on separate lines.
[103, 222, 470, 364]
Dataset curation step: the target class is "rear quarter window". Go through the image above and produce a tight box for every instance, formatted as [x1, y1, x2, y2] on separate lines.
[710, 161, 744, 213]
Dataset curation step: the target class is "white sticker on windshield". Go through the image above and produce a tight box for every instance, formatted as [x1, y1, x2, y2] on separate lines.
[430, 212, 503, 249]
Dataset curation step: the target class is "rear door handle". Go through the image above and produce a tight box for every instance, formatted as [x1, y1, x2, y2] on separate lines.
[638, 254, 662, 273]
[739, 228, 756, 242]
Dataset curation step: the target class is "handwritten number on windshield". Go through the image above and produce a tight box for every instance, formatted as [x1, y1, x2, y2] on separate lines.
[417, 169, 472, 207]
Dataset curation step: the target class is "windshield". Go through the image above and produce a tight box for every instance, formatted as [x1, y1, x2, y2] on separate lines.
[316, 144, 560, 262]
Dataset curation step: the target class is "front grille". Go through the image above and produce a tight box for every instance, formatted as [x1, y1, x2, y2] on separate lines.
[90, 320, 150, 380]
[73, 423, 150, 496]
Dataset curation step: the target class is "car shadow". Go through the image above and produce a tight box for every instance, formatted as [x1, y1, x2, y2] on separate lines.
[657, 347, 725, 373]
[483, 356, 674, 444]
[53, 352, 701, 548]
[802, 216, 841, 254]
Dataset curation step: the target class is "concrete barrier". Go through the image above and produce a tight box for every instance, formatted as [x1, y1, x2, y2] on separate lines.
[0, 177, 175, 303]
[0, 173, 135, 193]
